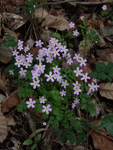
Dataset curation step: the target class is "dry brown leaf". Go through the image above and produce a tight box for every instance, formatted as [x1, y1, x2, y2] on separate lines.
[96, 49, 111, 62]
[0, 79, 6, 93]
[90, 130, 113, 150]
[26, 37, 35, 48]
[3, 12, 26, 30]
[0, 94, 6, 104]
[41, 15, 69, 31]
[34, 7, 48, 22]
[41, 29, 54, 42]
[99, 82, 113, 100]
[0, 45, 13, 64]
[1, 91, 21, 113]
[6, 115, 16, 126]
[30, 47, 40, 56]
[0, 104, 8, 143]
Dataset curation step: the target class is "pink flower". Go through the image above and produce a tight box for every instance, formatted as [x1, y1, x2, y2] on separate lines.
[102, 5, 107, 11]
[39, 96, 46, 104]
[77, 57, 87, 67]
[60, 90, 66, 97]
[74, 98, 80, 104]
[73, 53, 81, 61]
[69, 22, 75, 28]
[43, 122, 47, 126]
[19, 67, 27, 78]
[45, 71, 55, 82]
[26, 98, 36, 108]
[30, 79, 40, 89]
[73, 67, 83, 77]
[81, 73, 90, 83]
[73, 29, 79, 36]
[61, 80, 69, 88]
[42, 104, 52, 114]
[73, 87, 81, 95]
[35, 40, 43, 47]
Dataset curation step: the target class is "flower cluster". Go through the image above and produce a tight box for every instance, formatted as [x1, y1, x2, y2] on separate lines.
[11, 22, 100, 117]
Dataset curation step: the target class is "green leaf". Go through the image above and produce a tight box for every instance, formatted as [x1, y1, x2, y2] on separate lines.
[88, 103, 97, 117]
[101, 114, 113, 134]
[90, 72, 97, 78]
[96, 62, 106, 72]
[52, 32, 61, 40]
[50, 90, 60, 101]
[106, 62, 113, 73]
[31, 143, 37, 150]
[78, 25, 85, 29]
[62, 41, 67, 46]
[6, 34, 12, 40]
[36, 134, 41, 142]
[23, 139, 33, 145]
[97, 72, 107, 80]
[68, 43, 74, 48]
[81, 29, 85, 36]
[17, 100, 27, 112]
[75, 132, 86, 145]
[55, 129, 63, 137]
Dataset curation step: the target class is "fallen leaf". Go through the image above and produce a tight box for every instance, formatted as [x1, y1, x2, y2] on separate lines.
[0, 94, 6, 104]
[0, 104, 8, 143]
[6, 115, 16, 126]
[26, 37, 35, 48]
[96, 49, 111, 62]
[11, 137, 21, 150]
[0, 78, 6, 93]
[99, 83, 113, 100]
[34, 7, 48, 22]
[41, 29, 54, 42]
[90, 130, 113, 150]
[0, 45, 13, 64]
[41, 15, 69, 31]
[100, 26, 113, 37]
[1, 91, 21, 113]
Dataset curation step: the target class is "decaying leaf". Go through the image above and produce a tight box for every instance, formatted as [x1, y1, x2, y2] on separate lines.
[0, 78, 6, 93]
[6, 115, 16, 126]
[90, 130, 113, 150]
[3, 12, 27, 30]
[0, 94, 6, 104]
[0, 45, 13, 64]
[41, 15, 69, 31]
[0, 104, 8, 143]
[1, 91, 21, 113]
[41, 29, 54, 42]
[34, 7, 48, 22]
[26, 37, 35, 48]
[99, 83, 113, 100]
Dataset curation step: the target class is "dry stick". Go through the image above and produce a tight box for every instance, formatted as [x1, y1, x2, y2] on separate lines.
[27, 124, 49, 140]
[36, 0, 113, 8]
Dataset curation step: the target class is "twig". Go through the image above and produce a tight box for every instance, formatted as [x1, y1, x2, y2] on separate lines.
[27, 128, 47, 139]
[36, 0, 113, 8]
